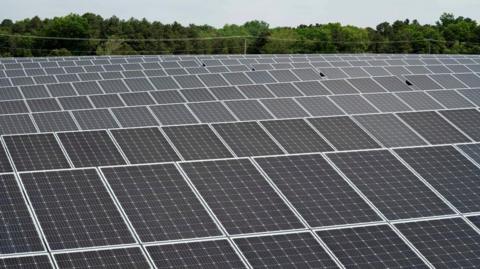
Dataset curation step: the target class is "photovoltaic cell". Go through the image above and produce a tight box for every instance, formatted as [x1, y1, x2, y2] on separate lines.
[58, 130, 126, 167]
[147, 240, 245, 269]
[395, 146, 480, 213]
[111, 127, 180, 164]
[256, 154, 380, 227]
[163, 125, 233, 160]
[261, 119, 333, 153]
[4, 134, 70, 171]
[318, 225, 427, 268]
[102, 164, 221, 242]
[180, 159, 303, 234]
[20, 169, 135, 250]
[54, 247, 150, 269]
[398, 111, 471, 144]
[235, 232, 338, 268]
[308, 116, 381, 150]
[395, 218, 480, 268]
[213, 122, 284, 157]
[327, 150, 453, 220]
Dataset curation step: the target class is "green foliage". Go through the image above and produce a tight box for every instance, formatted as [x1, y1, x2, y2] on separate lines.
[0, 13, 479, 56]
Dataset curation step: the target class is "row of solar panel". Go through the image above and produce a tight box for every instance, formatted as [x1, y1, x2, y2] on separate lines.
[1, 109, 479, 173]
[1, 53, 479, 66]
[0, 84, 478, 120]
[2, 214, 480, 269]
[0, 69, 480, 101]
[2, 58, 480, 82]
[1, 148, 480, 267]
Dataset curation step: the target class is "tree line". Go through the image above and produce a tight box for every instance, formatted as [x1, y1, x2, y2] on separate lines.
[0, 13, 479, 56]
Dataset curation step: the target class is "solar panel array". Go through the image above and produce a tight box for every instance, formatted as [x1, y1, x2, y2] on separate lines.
[1, 53, 480, 268]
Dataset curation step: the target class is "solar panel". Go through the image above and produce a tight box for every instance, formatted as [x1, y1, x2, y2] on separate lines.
[101, 163, 221, 241]
[187, 102, 236, 123]
[163, 124, 233, 160]
[318, 225, 427, 268]
[181, 88, 216, 102]
[150, 104, 198, 125]
[0, 173, 44, 254]
[20, 169, 135, 250]
[395, 146, 480, 213]
[213, 122, 284, 157]
[363, 93, 411, 112]
[398, 111, 471, 144]
[321, 79, 359, 94]
[58, 96, 93, 110]
[4, 133, 71, 171]
[0, 255, 53, 269]
[293, 81, 331, 96]
[150, 90, 186, 104]
[72, 109, 119, 130]
[111, 106, 159, 127]
[0, 114, 37, 135]
[265, 83, 303, 97]
[331, 95, 379, 114]
[238, 84, 274, 98]
[90, 94, 125, 108]
[354, 114, 427, 147]
[235, 232, 338, 268]
[223, 100, 272, 120]
[146, 240, 245, 269]
[428, 90, 474, 109]
[255, 154, 380, 226]
[54, 247, 150, 269]
[327, 150, 453, 220]
[33, 111, 78, 132]
[395, 218, 480, 268]
[439, 109, 480, 140]
[180, 159, 303, 234]
[396, 91, 444, 111]
[111, 127, 180, 163]
[308, 116, 381, 150]
[57, 130, 126, 167]
[260, 98, 309, 118]
[261, 119, 333, 153]
[457, 143, 480, 165]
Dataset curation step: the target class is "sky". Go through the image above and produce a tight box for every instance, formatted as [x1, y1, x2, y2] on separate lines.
[1, 0, 479, 28]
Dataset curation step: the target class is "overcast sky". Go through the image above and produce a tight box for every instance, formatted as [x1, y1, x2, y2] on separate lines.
[2, 0, 479, 27]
